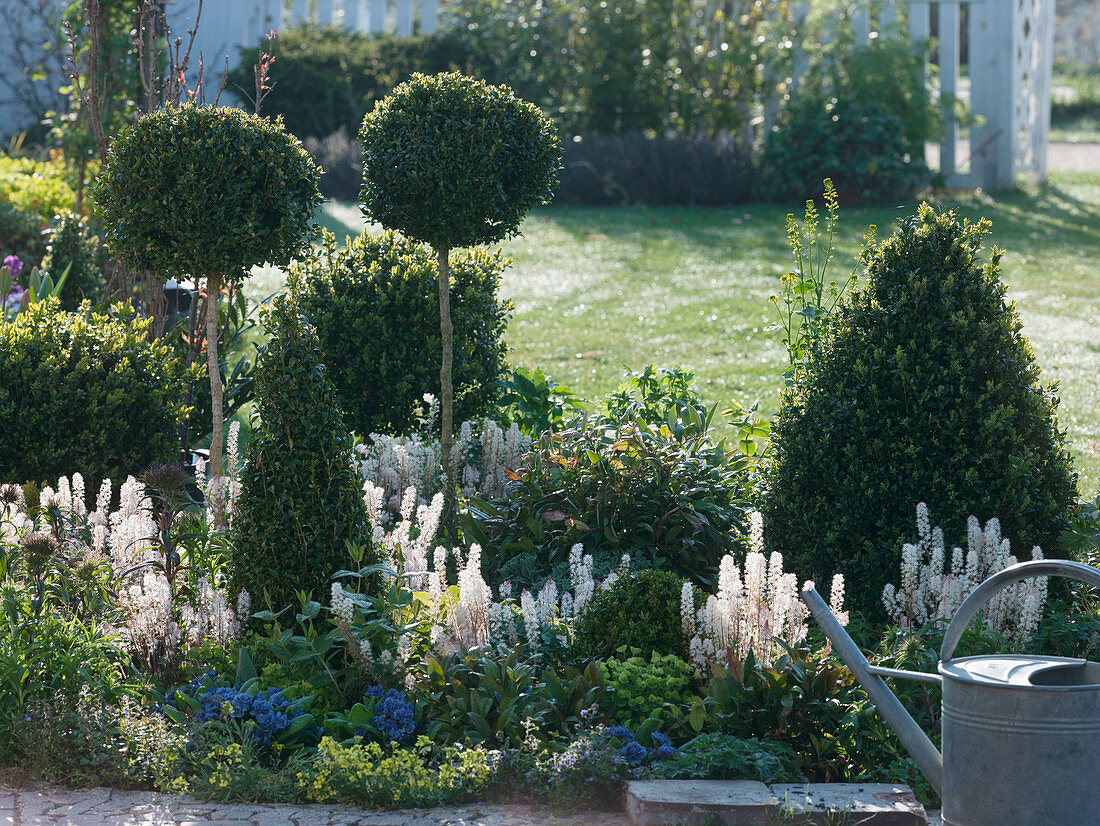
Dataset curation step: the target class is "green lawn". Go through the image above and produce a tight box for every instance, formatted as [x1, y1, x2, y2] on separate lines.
[248, 171, 1100, 494]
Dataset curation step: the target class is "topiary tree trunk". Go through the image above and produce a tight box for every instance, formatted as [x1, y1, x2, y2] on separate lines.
[205, 270, 225, 524]
[436, 246, 454, 517]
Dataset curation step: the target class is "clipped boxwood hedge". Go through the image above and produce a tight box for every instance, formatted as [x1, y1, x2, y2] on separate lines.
[291, 229, 511, 436]
[0, 297, 188, 487]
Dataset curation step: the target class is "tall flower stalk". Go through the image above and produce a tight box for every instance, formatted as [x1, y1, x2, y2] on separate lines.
[882, 502, 1047, 644]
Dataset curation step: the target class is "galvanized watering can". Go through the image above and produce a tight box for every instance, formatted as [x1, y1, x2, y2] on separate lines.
[802, 559, 1100, 826]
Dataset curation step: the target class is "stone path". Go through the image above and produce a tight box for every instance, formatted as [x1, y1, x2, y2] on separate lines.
[0, 785, 947, 826]
[1048, 141, 1100, 173]
[0, 787, 629, 826]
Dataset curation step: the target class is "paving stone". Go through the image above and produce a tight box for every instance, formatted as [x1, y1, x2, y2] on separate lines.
[248, 811, 301, 826]
[770, 784, 926, 825]
[624, 779, 779, 826]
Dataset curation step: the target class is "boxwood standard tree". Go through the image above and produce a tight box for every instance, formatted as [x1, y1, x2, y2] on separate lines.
[762, 205, 1078, 619]
[96, 104, 322, 509]
[359, 72, 561, 517]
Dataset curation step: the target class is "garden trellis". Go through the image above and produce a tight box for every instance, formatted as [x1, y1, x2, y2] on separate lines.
[793, 0, 1054, 190]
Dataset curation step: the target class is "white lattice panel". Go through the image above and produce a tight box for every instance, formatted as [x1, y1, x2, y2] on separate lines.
[1013, 0, 1054, 178]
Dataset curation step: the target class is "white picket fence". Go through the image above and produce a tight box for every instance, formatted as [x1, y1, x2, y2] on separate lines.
[810, 0, 1054, 190]
[1, 0, 1055, 191]
[184, 0, 440, 60]
[178, 0, 439, 105]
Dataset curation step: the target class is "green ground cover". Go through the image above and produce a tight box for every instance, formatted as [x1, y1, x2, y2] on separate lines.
[248, 171, 1100, 493]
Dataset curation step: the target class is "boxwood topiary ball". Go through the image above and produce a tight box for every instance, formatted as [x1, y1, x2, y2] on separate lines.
[359, 71, 561, 250]
[96, 103, 322, 282]
[572, 569, 694, 662]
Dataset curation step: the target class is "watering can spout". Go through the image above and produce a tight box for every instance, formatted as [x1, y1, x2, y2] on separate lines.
[800, 585, 943, 796]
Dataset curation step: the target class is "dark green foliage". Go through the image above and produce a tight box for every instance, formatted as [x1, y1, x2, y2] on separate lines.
[290, 229, 511, 436]
[359, 71, 561, 250]
[41, 211, 107, 309]
[95, 103, 322, 283]
[470, 372, 753, 591]
[762, 97, 929, 204]
[762, 205, 1078, 619]
[572, 570, 691, 661]
[528, 662, 607, 735]
[0, 297, 187, 486]
[0, 203, 48, 266]
[230, 296, 378, 610]
[425, 648, 537, 749]
[701, 651, 856, 781]
[556, 133, 753, 206]
[229, 24, 474, 140]
[653, 733, 803, 783]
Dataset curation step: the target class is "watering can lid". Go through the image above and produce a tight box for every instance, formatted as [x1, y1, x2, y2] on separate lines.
[939, 654, 1090, 687]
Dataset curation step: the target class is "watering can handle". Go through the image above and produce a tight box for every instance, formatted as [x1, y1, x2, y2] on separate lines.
[939, 559, 1100, 662]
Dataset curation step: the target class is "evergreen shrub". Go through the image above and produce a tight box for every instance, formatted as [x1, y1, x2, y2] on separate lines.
[41, 211, 107, 309]
[95, 103, 321, 283]
[291, 229, 511, 436]
[572, 569, 692, 661]
[229, 24, 473, 140]
[230, 296, 379, 610]
[762, 97, 929, 204]
[762, 205, 1078, 619]
[0, 297, 187, 486]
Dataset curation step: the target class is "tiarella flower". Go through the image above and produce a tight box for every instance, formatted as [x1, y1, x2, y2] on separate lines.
[882, 503, 1047, 644]
[689, 513, 844, 670]
[357, 417, 530, 514]
[331, 583, 355, 625]
[520, 589, 539, 647]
